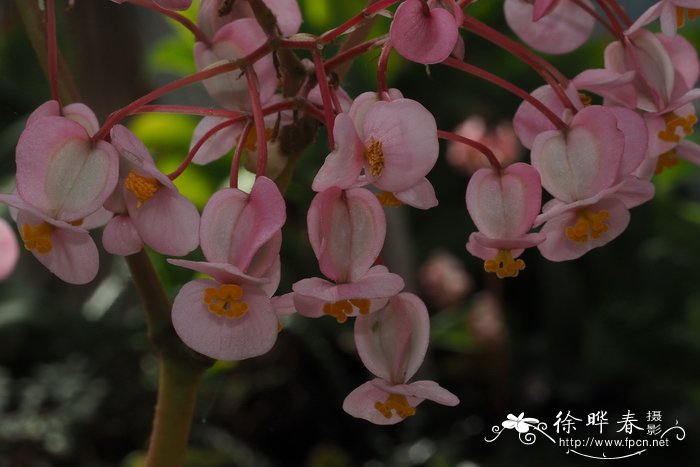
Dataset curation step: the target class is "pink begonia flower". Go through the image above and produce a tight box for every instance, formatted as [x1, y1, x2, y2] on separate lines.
[390, 0, 461, 65]
[503, 0, 595, 54]
[629, 0, 700, 37]
[447, 116, 521, 174]
[102, 125, 199, 256]
[466, 163, 544, 278]
[531, 106, 654, 260]
[293, 187, 404, 323]
[111, 0, 191, 11]
[343, 293, 459, 424]
[198, 0, 302, 38]
[194, 18, 277, 111]
[0, 194, 98, 284]
[313, 96, 439, 209]
[418, 251, 472, 308]
[0, 218, 19, 281]
[26, 100, 100, 137]
[169, 177, 286, 361]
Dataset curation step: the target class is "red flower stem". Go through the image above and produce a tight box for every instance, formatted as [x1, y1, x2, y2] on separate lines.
[312, 48, 337, 147]
[137, 104, 243, 118]
[93, 42, 271, 142]
[376, 40, 392, 96]
[45, 0, 60, 105]
[231, 121, 253, 188]
[461, 16, 575, 110]
[319, 0, 400, 44]
[324, 35, 388, 72]
[605, 0, 632, 28]
[437, 129, 502, 172]
[244, 67, 268, 178]
[127, 0, 211, 46]
[443, 57, 568, 131]
[278, 37, 318, 49]
[169, 115, 247, 180]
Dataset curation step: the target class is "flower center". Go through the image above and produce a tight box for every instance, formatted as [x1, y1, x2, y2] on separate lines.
[364, 138, 385, 177]
[376, 191, 402, 207]
[565, 209, 610, 243]
[484, 250, 525, 279]
[676, 7, 700, 28]
[21, 222, 54, 254]
[242, 127, 274, 152]
[322, 298, 370, 323]
[658, 113, 696, 144]
[655, 150, 679, 175]
[203, 284, 249, 318]
[375, 393, 416, 419]
[124, 170, 160, 208]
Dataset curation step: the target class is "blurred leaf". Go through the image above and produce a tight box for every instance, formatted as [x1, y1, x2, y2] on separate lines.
[430, 309, 474, 353]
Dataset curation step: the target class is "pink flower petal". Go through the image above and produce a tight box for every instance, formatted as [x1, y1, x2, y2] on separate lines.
[354, 293, 430, 383]
[312, 113, 365, 192]
[394, 177, 438, 210]
[102, 214, 143, 256]
[342, 380, 414, 425]
[190, 116, 241, 165]
[504, 0, 595, 54]
[171, 279, 278, 361]
[390, 0, 459, 64]
[16, 116, 119, 222]
[0, 218, 19, 281]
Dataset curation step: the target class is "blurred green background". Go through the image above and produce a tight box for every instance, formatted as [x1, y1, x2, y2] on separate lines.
[1, 0, 699, 466]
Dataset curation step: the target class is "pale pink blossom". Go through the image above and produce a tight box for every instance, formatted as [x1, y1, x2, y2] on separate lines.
[169, 177, 286, 360]
[447, 116, 521, 174]
[343, 293, 459, 424]
[629, 0, 700, 37]
[198, 0, 302, 38]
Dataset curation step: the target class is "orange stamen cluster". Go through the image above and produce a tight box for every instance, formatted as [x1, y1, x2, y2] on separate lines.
[364, 138, 385, 177]
[124, 169, 160, 208]
[578, 92, 592, 107]
[676, 7, 700, 28]
[376, 191, 402, 207]
[21, 222, 55, 254]
[565, 209, 610, 243]
[322, 298, 371, 323]
[203, 284, 249, 318]
[655, 150, 679, 175]
[484, 250, 525, 279]
[658, 113, 696, 143]
[242, 127, 274, 152]
[375, 393, 416, 419]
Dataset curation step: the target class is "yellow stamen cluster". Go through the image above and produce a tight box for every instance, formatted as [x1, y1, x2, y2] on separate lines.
[375, 393, 416, 419]
[376, 191, 402, 207]
[364, 138, 385, 177]
[124, 170, 160, 208]
[658, 113, 697, 143]
[21, 222, 54, 254]
[484, 250, 525, 279]
[203, 284, 249, 318]
[322, 298, 371, 323]
[565, 209, 610, 243]
[676, 7, 700, 28]
[578, 92, 593, 107]
[655, 150, 679, 175]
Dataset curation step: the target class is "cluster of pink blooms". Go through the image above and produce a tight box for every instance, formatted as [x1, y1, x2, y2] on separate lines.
[2, 0, 699, 424]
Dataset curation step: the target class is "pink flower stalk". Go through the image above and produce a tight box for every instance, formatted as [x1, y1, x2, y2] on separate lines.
[312, 95, 439, 209]
[169, 176, 286, 360]
[194, 18, 277, 111]
[198, 0, 302, 38]
[0, 217, 19, 281]
[466, 162, 545, 278]
[102, 125, 199, 256]
[503, 0, 596, 54]
[447, 116, 521, 175]
[629, 0, 700, 37]
[531, 105, 654, 260]
[343, 293, 459, 424]
[389, 0, 462, 65]
[293, 187, 404, 323]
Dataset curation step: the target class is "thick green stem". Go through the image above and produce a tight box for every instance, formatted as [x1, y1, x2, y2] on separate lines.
[126, 251, 213, 467]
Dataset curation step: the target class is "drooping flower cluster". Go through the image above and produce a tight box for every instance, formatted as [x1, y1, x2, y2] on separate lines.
[5, 0, 699, 430]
